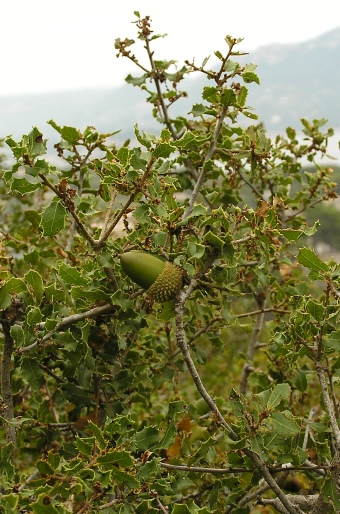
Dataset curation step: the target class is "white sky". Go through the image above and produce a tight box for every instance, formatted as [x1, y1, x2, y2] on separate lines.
[1, 0, 339, 96]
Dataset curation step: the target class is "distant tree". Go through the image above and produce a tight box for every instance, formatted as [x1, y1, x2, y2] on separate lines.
[0, 13, 339, 514]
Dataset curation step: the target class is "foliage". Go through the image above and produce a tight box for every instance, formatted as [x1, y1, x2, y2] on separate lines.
[0, 13, 340, 514]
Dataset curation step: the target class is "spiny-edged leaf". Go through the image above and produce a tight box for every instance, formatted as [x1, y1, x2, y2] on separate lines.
[0, 493, 18, 509]
[76, 436, 95, 457]
[58, 262, 88, 286]
[36, 459, 55, 476]
[110, 468, 140, 488]
[178, 204, 207, 225]
[158, 420, 177, 450]
[0, 277, 27, 309]
[62, 383, 92, 407]
[24, 269, 44, 303]
[221, 89, 236, 107]
[190, 103, 208, 117]
[324, 330, 340, 352]
[134, 124, 155, 149]
[97, 450, 134, 468]
[22, 356, 45, 389]
[133, 204, 150, 224]
[47, 119, 62, 134]
[153, 142, 176, 159]
[31, 495, 60, 514]
[85, 421, 106, 450]
[202, 86, 218, 102]
[60, 126, 80, 143]
[40, 200, 67, 236]
[187, 242, 205, 259]
[203, 231, 225, 249]
[125, 73, 148, 86]
[167, 400, 186, 418]
[155, 301, 176, 321]
[306, 300, 325, 321]
[171, 504, 192, 514]
[238, 86, 248, 107]
[28, 127, 47, 157]
[267, 383, 291, 410]
[297, 247, 329, 273]
[242, 71, 260, 84]
[11, 178, 40, 195]
[268, 411, 300, 436]
[0, 283, 11, 310]
[133, 426, 159, 451]
[321, 476, 340, 509]
[24, 209, 41, 228]
[173, 130, 197, 149]
[26, 306, 43, 326]
[117, 146, 130, 166]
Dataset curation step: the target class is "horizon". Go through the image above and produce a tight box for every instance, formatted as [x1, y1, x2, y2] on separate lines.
[1, 1, 340, 96]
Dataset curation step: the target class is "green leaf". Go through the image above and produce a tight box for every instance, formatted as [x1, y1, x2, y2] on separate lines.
[26, 306, 42, 326]
[190, 103, 208, 116]
[24, 269, 44, 303]
[97, 450, 134, 468]
[221, 89, 236, 107]
[153, 142, 176, 159]
[306, 300, 325, 321]
[178, 204, 207, 225]
[125, 73, 148, 86]
[187, 242, 205, 259]
[133, 204, 150, 224]
[267, 384, 291, 410]
[31, 495, 60, 514]
[58, 263, 88, 286]
[133, 426, 159, 451]
[324, 330, 340, 352]
[203, 231, 225, 249]
[60, 126, 80, 143]
[242, 71, 260, 84]
[22, 357, 45, 389]
[76, 436, 95, 457]
[0, 278, 27, 309]
[297, 248, 329, 273]
[11, 177, 40, 195]
[268, 411, 300, 436]
[40, 200, 67, 236]
[202, 86, 218, 103]
[321, 477, 340, 510]
[171, 505, 191, 514]
[110, 468, 140, 488]
[63, 383, 92, 407]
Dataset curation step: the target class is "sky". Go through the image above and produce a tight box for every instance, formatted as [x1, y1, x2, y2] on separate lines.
[1, 0, 340, 96]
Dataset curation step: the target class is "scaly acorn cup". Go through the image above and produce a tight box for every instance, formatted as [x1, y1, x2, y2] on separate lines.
[120, 251, 184, 303]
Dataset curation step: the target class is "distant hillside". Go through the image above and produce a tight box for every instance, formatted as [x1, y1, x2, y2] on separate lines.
[1, 28, 339, 156]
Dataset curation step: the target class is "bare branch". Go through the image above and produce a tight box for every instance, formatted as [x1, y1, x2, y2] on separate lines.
[315, 361, 340, 452]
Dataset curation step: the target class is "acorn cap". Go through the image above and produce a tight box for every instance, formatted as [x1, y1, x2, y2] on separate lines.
[120, 251, 183, 302]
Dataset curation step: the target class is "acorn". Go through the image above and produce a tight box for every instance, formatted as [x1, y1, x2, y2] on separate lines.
[120, 251, 184, 302]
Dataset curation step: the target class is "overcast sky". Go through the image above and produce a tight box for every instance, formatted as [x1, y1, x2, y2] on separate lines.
[1, 0, 339, 96]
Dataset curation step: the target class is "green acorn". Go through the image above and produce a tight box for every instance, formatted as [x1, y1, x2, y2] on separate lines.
[120, 251, 183, 302]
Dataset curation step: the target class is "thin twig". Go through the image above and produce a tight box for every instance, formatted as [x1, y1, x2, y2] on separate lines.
[239, 291, 268, 394]
[98, 154, 156, 244]
[17, 303, 115, 354]
[150, 490, 169, 514]
[183, 104, 229, 221]
[174, 289, 304, 514]
[315, 361, 340, 452]
[38, 173, 99, 249]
